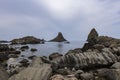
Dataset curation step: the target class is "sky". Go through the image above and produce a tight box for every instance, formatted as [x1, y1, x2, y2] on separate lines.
[0, 0, 120, 41]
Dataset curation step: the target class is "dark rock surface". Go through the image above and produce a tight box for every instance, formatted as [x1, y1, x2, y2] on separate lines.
[50, 32, 68, 42]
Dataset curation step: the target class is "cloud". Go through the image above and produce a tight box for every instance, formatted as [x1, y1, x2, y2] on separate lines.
[0, 0, 120, 40]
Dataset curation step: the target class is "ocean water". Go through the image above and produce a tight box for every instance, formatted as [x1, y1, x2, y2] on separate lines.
[11, 41, 86, 57]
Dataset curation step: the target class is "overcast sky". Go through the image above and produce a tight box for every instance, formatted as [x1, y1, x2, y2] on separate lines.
[0, 0, 120, 41]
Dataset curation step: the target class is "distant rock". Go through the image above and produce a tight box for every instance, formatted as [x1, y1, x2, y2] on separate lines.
[87, 28, 98, 45]
[11, 36, 45, 44]
[50, 32, 68, 42]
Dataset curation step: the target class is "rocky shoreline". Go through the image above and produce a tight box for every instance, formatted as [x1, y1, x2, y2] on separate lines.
[0, 29, 120, 80]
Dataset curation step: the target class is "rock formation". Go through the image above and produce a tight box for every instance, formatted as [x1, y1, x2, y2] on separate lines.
[11, 36, 44, 44]
[50, 32, 68, 42]
[87, 28, 98, 45]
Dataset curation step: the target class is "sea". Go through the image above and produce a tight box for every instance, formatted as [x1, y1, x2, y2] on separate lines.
[1, 41, 86, 58]
[9, 41, 86, 57]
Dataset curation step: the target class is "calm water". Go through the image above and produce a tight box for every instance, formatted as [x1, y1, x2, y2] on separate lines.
[11, 41, 86, 57]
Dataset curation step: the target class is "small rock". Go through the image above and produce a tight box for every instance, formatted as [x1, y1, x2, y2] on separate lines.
[80, 72, 94, 80]
[111, 62, 120, 69]
[30, 48, 37, 52]
[49, 52, 63, 60]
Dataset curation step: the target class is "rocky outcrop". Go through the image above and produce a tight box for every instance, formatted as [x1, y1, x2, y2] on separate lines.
[82, 28, 120, 51]
[52, 47, 120, 69]
[50, 32, 68, 42]
[11, 36, 44, 44]
[8, 57, 52, 80]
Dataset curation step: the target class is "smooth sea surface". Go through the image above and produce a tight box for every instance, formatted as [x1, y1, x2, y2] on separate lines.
[11, 41, 86, 57]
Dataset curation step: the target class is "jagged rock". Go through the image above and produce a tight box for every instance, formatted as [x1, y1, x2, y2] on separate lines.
[8, 57, 52, 80]
[87, 28, 98, 45]
[53, 48, 118, 69]
[50, 32, 67, 42]
[0, 65, 9, 80]
[49, 52, 63, 60]
[11, 36, 44, 44]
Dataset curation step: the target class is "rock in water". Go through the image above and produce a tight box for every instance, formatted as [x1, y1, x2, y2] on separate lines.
[87, 28, 98, 45]
[8, 57, 52, 80]
[50, 32, 67, 42]
[11, 36, 44, 44]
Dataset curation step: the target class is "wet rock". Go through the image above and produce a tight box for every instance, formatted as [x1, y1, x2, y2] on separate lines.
[9, 57, 52, 80]
[87, 28, 98, 45]
[30, 48, 37, 52]
[8, 51, 21, 54]
[28, 55, 36, 60]
[49, 52, 63, 60]
[50, 32, 68, 42]
[20, 45, 29, 51]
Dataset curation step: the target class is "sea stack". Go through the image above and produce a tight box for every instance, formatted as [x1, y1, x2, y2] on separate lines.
[50, 32, 68, 42]
[87, 28, 98, 45]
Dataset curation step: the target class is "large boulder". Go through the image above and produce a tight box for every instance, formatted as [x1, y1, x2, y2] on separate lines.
[53, 48, 118, 69]
[8, 57, 52, 80]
